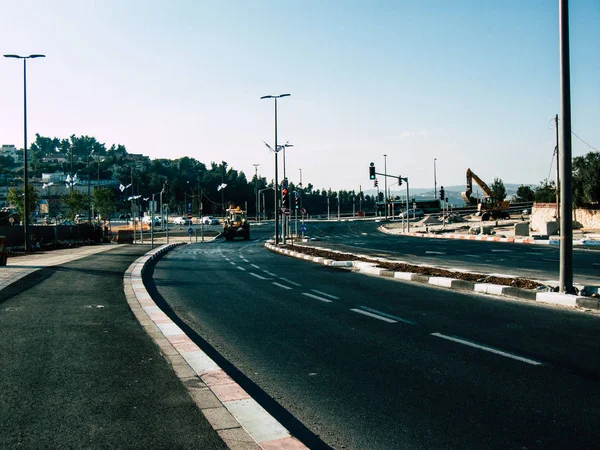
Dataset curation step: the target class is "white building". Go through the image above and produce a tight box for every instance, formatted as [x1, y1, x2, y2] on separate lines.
[0, 144, 22, 162]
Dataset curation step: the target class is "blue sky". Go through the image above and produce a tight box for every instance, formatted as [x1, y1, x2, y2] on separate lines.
[1, 1, 598, 196]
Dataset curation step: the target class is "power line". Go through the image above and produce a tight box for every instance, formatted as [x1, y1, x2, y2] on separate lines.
[572, 131, 599, 152]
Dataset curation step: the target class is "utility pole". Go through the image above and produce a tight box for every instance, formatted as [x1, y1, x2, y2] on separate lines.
[559, 0, 574, 294]
[555, 114, 560, 222]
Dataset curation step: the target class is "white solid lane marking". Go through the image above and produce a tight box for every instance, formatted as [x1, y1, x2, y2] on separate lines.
[310, 289, 339, 300]
[302, 293, 333, 303]
[431, 332, 543, 366]
[272, 282, 293, 290]
[263, 270, 278, 277]
[350, 308, 397, 323]
[358, 306, 417, 325]
[490, 249, 512, 253]
[249, 273, 267, 280]
[250, 264, 260, 269]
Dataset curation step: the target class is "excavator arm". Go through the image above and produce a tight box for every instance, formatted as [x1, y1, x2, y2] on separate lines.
[461, 168, 493, 204]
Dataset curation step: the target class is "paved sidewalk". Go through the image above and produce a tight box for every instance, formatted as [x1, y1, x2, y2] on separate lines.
[0, 243, 228, 449]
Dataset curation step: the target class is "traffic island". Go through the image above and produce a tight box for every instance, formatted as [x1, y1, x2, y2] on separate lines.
[264, 242, 597, 311]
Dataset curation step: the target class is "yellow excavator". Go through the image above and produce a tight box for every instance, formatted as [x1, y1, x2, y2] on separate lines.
[461, 168, 510, 221]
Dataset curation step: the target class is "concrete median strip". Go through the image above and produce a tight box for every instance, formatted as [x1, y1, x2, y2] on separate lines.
[264, 242, 594, 311]
[124, 243, 309, 450]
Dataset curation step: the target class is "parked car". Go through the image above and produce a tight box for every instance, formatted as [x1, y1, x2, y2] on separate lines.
[398, 208, 425, 219]
[201, 216, 219, 225]
[173, 216, 192, 225]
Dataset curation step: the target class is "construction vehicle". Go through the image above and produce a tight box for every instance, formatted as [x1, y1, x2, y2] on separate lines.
[461, 168, 510, 221]
[222, 206, 250, 241]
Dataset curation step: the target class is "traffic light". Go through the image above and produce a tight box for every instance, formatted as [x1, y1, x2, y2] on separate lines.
[294, 191, 300, 209]
[163, 181, 170, 195]
[439, 186, 445, 200]
[282, 188, 289, 208]
[398, 176, 403, 186]
[369, 163, 376, 180]
[374, 179, 378, 188]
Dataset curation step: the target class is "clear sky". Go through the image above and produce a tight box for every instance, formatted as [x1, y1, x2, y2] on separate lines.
[1, 1, 598, 195]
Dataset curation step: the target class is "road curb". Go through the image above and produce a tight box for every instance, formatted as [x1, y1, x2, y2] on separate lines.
[264, 242, 595, 311]
[123, 243, 309, 450]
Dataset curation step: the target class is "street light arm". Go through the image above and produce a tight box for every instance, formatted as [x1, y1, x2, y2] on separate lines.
[4, 54, 21, 59]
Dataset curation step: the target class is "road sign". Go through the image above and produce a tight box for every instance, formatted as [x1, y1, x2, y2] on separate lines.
[187, 227, 193, 235]
[300, 208, 307, 216]
[187, 213, 193, 219]
[300, 224, 307, 233]
[284, 208, 291, 216]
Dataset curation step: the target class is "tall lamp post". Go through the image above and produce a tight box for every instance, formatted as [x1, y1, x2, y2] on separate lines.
[260, 93, 290, 245]
[253, 163, 260, 221]
[4, 53, 46, 252]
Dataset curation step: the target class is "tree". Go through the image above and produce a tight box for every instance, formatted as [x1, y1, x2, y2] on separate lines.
[93, 187, 115, 223]
[490, 178, 507, 201]
[572, 151, 600, 207]
[7, 185, 41, 223]
[534, 179, 557, 203]
[64, 190, 86, 220]
[513, 185, 535, 202]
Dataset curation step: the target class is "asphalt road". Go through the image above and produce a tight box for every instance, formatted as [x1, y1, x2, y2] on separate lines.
[149, 225, 600, 449]
[299, 219, 600, 286]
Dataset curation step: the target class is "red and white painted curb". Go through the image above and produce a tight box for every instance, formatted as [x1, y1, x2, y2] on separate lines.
[124, 243, 308, 450]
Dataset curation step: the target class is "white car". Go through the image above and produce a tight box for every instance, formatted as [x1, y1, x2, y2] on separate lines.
[142, 216, 161, 226]
[201, 216, 219, 225]
[173, 216, 192, 225]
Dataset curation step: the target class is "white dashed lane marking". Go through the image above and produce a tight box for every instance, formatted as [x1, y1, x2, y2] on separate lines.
[237, 266, 246, 271]
[350, 308, 397, 323]
[272, 282, 293, 290]
[310, 289, 339, 300]
[431, 332, 543, 366]
[279, 277, 301, 287]
[302, 293, 333, 303]
[263, 270, 278, 277]
[249, 273, 268, 280]
[357, 306, 417, 325]
[250, 264, 260, 269]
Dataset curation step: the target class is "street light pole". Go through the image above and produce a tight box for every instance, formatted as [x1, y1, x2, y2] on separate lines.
[261, 93, 290, 245]
[253, 163, 260, 222]
[4, 53, 45, 252]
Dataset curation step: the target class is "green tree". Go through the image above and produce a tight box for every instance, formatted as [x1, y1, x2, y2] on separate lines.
[534, 179, 557, 203]
[64, 190, 86, 220]
[572, 151, 600, 207]
[93, 187, 115, 223]
[513, 184, 535, 202]
[7, 185, 41, 223]
[490, 178, 507, 200]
